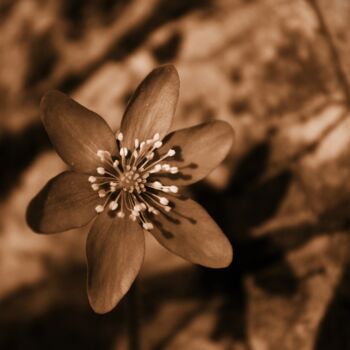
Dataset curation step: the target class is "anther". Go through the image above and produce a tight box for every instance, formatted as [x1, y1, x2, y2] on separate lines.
[117, 211, 125, 218]
[159, 197, 169, 205]
[113, 160, 119, 168]
[129, 214, 137, 221]
[117, 132, 123, 141]
[91, 184, 99, 191]
[169, 185, 178, 193]
[154, 141, 162, 149]
[97, 167, 105, 175]
[120, 147, 128, 157]
[153, 133, 160, 141]
[150, 164, 162, 173]
[170, 166, 178, 174]
[95, 205, 104, 213]
[152, 181, 162, 189]
[143, 222, 154, 230]
[98, 190, 106, 198]
[167, 149, 176, 157]
[88, 176, 96, 183]
[109, 201, 118, 210]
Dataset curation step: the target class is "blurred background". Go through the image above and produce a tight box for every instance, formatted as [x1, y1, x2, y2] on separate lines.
[1, 0, 350, 349]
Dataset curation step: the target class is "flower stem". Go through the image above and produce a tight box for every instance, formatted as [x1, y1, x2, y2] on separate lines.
[127, 279, 142, 350]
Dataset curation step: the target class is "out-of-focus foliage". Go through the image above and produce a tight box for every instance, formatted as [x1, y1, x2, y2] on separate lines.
[1, 0, 350, 349]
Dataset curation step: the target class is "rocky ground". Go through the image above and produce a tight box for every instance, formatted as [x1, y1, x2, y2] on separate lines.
[1, 0, 350, 349]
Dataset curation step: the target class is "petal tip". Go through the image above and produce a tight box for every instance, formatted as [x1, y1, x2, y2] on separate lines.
[152, 64, 180, 86]
[87, 292, 115, 314]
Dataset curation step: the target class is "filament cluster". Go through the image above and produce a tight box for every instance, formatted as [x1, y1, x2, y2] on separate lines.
[88, 132, 178, 230]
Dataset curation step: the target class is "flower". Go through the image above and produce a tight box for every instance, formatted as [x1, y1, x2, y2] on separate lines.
[26, 65, 234, 313]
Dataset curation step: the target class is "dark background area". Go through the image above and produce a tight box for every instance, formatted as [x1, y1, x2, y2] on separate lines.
[1, 0, 350, 349]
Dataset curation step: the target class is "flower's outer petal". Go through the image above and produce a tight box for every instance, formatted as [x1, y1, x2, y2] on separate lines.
[151, 196, 233, 268]
[159, 121, 234, 186]
[120, 65, 179, 149]
[26, 171, 99, 233]
[41, 90, 117, 173]
[87, 212, 145, 314]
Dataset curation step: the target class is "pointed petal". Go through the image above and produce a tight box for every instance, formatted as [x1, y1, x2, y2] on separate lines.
[87, 212, 145, 314]
[151, 196, 233, 268]
[120, 65, 180, 149]
[26, 171, 99, 233]
[159, 121, 234, 186]
[41, 90, 117, 173]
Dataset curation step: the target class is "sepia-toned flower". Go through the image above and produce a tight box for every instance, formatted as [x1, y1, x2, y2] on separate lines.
[26, 65, 234, 313]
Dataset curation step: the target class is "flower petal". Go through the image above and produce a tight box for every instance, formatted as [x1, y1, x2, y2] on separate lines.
[41, 90, 117, 173]
[120, 65, 180, 149]
[150, 196, 233, 268]
[26, 171, 99, 233]
[159, 121, 234, 186]
[87, 212, 145, 314]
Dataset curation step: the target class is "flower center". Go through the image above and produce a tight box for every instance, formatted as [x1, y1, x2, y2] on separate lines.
[88, 132, 178, 230]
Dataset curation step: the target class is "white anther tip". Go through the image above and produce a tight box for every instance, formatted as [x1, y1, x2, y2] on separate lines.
[97, 167, 105, 175]
[143, 222, 154, 230]
[170, 185, 178, 193]
[117, 132, 123, 141]
[91, 184, 99, 191]
[167, 149, 176, 157]
[117, 211, 125, 218]
[153, 133, 160, 141]
[159, 197, 169, 205]
[154, 141, 162, 149]
[95, 205, 104, 213]
[109, 201, 118, 210]
[88, 176, 96, 183]
[170, 167, 178, 174]
[120, 147, 128, 157]
[98, 190, 106, 198]
[152, 181, 162, 189]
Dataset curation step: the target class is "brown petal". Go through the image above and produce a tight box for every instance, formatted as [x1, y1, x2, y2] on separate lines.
[87, 211, 145, 314]
[26, 171, 99, 233]
[159, 121, 234, 186]
[120, 65, 179, 149]
[41, 90, 117, 173]
[150, 196, 233, 268]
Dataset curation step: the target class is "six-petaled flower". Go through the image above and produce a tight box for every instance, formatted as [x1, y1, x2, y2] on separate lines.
[26, 65, 234, 313]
